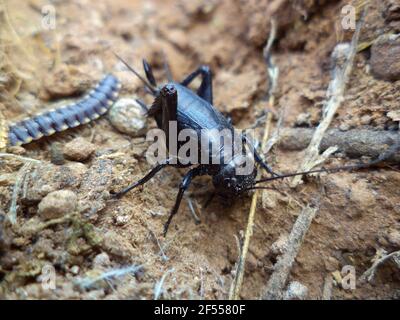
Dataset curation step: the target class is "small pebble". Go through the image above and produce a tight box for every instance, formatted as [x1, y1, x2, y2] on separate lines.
[271, 234, 289, 255]
[324, 256, 340, 272]
[114, 214, 130, 226]
[387, 229, 400, 247]
[70, 265, 80, 275]
[92, 252, 111, 269]
[339, 123, 350, 131]
[108, 98, 147, 137]
[63, 137, 95, 161]
[50, 142, 65, 165]
[284, 281, 308, 300]
[370, 34, 400, 81]
[38, 190, 77, 220]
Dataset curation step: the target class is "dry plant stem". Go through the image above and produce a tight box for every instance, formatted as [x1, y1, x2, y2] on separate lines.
[278, 128, 400, 162]
[359, 250, 400, 283]
[262, 206, 318, 300]
[0, 152, 41, 164]
[229, 113, 273, 300]
[17, 214, 73, 236]
[291, 7, 367, 187]
[322, 274, 333, 300]
[264, 107, 285, 155]
[0, 107, 7, 150]
[228, 20, 278, 301]
[8, 162, 33, 224]
[76, 264, 143, 290]
[154, 268, 175, 300]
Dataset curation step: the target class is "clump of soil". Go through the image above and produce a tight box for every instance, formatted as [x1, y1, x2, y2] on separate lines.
[0, 0, 399, 299]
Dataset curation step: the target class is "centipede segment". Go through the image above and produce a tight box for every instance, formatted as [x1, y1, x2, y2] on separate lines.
[8, 74, 121, 146]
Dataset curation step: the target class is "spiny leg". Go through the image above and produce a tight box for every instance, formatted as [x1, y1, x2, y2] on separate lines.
[181, 65, 213, 104]
[163, 166, 205, 237]
[112, 159, 171, 198]
[242, 134, 279, 177]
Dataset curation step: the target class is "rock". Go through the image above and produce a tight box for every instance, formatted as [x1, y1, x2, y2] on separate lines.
[0, 173, 16, 186]
[100, 230, 135, 260]
[114, 214, 130, 226]
[108, 98, 147, 137]
[78, 159, 113, 216]
[75, 269, 108, 291]
[370, 34, 400, 81]
[40, 64, 92, 100]
[383, 1, 400, 23]
[284, 281, 308, 300]
[65, 162, 89, 178]
[23, 162, 87, 203]
[271, 234, 289, 255]
[50, 142, 65, 165]
[92, 252, 111, 269]
[324, 256, 340, 272]
[70, 265, 80, 275]
[38, 190, 77, 220]
[387, 229, 400, 247]
[63, 137, 95, 161]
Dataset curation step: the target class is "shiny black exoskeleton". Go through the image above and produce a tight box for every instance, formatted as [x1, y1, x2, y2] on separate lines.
[113, 57, 277, 236]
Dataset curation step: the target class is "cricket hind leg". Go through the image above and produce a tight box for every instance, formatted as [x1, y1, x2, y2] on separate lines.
[181, 65, 213, 105]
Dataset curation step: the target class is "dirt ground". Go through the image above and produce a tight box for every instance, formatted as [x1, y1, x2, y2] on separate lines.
[0, 0, 399, 299]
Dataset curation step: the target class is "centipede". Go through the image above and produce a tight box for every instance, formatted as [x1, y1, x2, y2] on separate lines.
[8, 74, 121, 146]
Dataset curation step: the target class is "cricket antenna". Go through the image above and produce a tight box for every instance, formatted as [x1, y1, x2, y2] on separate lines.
[254, 163, 372, 185]
[113, 52, 157, 95]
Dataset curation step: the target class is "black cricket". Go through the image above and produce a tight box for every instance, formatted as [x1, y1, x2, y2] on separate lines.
[112, 54, 373, 237]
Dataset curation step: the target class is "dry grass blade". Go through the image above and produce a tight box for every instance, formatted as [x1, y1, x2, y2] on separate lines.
[0, 152, 41, 164]
[291, 5, 368, 187]
[322, 274, 333, 300]
[8, 162, 33, 224]
[154, 268, 175, 300]
[228, 19, 278, 300]
[0, 106, 7, 150]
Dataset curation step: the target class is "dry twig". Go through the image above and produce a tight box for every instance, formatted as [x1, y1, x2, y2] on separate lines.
[8, 162, 33, 224]
[291, 6, 368, 186]
[278, 128, 400, 162]
[154, 268, 175, 300]
[262, 206, 319, 299]
[322, 274, 333, 300]
[75, 264, 143, 290]
[0, 152, 41, 164]
[359, 250, 400, 283]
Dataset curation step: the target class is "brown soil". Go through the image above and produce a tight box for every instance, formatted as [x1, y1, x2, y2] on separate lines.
[0, 0, 399, 299]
